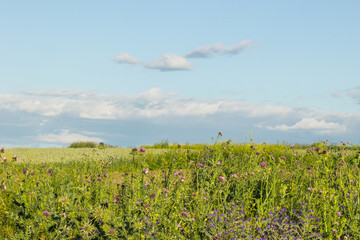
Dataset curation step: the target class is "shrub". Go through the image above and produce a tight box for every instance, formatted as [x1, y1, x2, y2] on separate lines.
[69, 141, 97, 148]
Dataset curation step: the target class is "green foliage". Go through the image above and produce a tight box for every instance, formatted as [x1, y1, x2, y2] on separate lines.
[69, 141, 98, 148]
[0, 140, 360, 239]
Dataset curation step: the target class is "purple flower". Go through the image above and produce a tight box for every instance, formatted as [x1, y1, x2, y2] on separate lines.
[322, 150, 327, 154]
[110, 229, 114, 233]
[86, 179, 91, 183]
[140, 148, 146, 152]
[181, 212, 189, 218]
[281, 156, 287, 161]
[132, 147, 137, 152]
[43, 211, 50, 216]
[22, 168, 28, 174]
[338, 162, 345, 166]
[150, 193, 156, 199]
[104, 173, 108, 178]
[260, 162, 266, 168]
[97, 177, 102, 182]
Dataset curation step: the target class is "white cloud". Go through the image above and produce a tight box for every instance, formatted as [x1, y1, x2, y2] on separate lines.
[35, 129, 103, 144]
[22, 89, 86, 97]
[266, 118, 347, 134]
[113, 40, 255, 71]
[184, 40, 254, 58]
[1, 88, 360, 147]
[113, 52, 140, 64]
[144, 54, 194, 71]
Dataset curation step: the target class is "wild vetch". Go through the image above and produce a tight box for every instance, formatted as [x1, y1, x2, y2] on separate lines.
[181, 212, 189, 218]
[43, 211, 50, 216]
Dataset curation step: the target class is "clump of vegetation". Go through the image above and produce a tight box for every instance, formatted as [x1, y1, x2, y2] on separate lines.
[69, 141, 98, 148]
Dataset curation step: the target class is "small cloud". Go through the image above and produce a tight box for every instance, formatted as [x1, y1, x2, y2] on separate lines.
[184, 40, 253, 59]
[36, 129, 103, 144]
[266, 118, 346, 134]
[222, 89, 239, 95]
[331, 92, 343, 98]
[23, 89, 85, 97]
[113, 52, 140, 64]
[346, 86, 360, 100]
[144, 54, 194, 71]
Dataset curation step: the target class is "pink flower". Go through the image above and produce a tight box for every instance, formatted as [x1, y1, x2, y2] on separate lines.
[86, 179, 91, 183]
[62, 198, 66, 202]
[336, 211, 341, 217]
[97, 177, 102, 182]
[104, 173, 108, 178]
[260, 162, 266, 168]
[216, 161, 223, 166]
[338, 162, 345, 166]
[145, 183, 150, 187]
[219, 176, 227, 182]
[43, 211, 50, 216]
[143, 169, 149, 174]
[140, 148, 146, 152]
[0, 147, 5, 153]
[231, 174, 238, 179]
[308, 187, 314, 191]
[218, 131, 223, 136]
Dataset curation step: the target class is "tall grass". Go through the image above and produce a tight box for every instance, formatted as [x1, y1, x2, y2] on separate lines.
[0, 140, 359, 239]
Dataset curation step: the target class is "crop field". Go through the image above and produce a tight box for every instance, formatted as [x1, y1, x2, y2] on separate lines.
[1, 136, 360, 239]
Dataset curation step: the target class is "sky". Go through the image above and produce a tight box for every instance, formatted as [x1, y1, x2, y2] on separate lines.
[1, 1, 360, 148]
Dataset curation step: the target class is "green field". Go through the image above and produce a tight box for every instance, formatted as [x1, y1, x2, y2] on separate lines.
[1, 139, 359, 239]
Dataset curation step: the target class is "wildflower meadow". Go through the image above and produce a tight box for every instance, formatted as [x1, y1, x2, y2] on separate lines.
[0, 134, 359, 239]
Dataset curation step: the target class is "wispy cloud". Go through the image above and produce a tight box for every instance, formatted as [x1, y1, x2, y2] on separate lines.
[346, 86, 360, 101]
[35, 129, 103, 144]
[113, 40, 255, 71]
[144, 54, 194, 71]
[113, 52, 140, 64]
[184, 40, 253, 58]
[22, 89, 87, 97]
[266, 118, 347, 134]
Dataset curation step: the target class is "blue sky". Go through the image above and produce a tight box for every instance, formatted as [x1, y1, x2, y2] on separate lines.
[1, 1, 359, 147]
